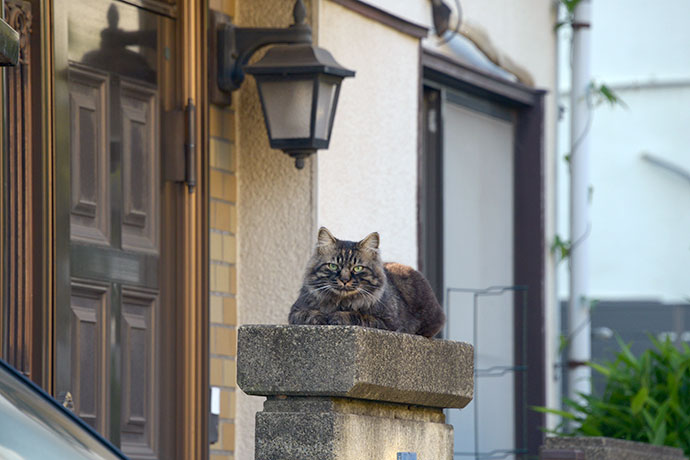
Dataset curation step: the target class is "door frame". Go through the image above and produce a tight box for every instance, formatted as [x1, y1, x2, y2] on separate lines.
[420, 48, 546, 457]
[48, 0, 208, 457]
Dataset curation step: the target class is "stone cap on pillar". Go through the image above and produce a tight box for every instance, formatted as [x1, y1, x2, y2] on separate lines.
[237, 324, 474, 409]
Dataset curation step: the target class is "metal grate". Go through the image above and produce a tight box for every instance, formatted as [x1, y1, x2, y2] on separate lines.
[446, 286, 529, 460]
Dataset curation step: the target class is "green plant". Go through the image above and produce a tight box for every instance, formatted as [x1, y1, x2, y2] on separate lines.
[554, 0, 583, 31]
[551, 234, 572, 263]
[535, 336, 690, 455]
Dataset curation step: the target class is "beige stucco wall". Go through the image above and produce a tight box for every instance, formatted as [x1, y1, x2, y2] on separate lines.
[235, 1, 318, 458]
[316, 1, 421, 267]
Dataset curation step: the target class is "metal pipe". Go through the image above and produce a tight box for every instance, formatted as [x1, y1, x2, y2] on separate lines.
[568, 0, 592, 402]
[560, 76, 690, 95]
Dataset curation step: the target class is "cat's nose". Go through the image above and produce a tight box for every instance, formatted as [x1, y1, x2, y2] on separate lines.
[337, 277, 352, 287]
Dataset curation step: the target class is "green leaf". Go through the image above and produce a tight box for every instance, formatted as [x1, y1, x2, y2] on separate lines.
[615, 336, 640, 370]
[554, 20, 569, 31]
[589, 82, 629, 109]
[559, 334, 570, 355]
[549, 336, 690, 456]
[531, 405, 577, 420]
[580, 420, 603, 436]
[561, 0, 582, 14]
[631, 387, 648, 414]
[551, 234, 572, 262]
[653, 420, 667, 446]
[589, 361, 611, 377]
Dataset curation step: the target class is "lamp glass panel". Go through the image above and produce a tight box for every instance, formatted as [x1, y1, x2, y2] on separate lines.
[314, 80, 337, 141]
[259, 79, 314, 139]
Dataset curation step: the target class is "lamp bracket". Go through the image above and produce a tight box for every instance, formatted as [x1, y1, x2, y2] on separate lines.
[213, 0, 312, 94]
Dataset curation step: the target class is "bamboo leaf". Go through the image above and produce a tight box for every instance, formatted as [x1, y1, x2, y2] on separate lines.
[531, 406, 578, 420]
[631, 387, 648, 415]
[653, 421, 667, 446]
[589, 361, 611, 377]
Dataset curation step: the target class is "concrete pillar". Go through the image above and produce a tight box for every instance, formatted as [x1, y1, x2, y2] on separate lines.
[237, 325, 474, 460]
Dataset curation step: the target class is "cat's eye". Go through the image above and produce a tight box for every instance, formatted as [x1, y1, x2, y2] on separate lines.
[353, 265, 364, 273]
[328, 263, 338, 271]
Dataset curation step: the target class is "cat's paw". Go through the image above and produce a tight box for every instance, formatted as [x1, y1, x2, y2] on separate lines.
[327, 311, 357, 326]
[304, 312, 329, 325]
[289, 309, 328, 325]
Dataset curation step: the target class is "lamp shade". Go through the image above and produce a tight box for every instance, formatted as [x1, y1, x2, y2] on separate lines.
[245, 44, 355, 168]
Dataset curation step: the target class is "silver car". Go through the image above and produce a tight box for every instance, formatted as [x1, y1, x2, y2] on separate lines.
[0, 359, 128, 459]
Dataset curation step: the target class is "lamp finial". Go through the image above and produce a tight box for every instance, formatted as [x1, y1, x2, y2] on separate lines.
[293, 0, 307, 26]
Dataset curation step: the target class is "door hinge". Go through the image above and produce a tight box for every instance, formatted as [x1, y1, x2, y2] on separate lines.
[163, 98, 197, 193]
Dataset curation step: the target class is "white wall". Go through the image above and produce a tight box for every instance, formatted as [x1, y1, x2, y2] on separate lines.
[356, 0, 430, 28]
[557, 0, 690, 303]
[316, 1, 421, 266]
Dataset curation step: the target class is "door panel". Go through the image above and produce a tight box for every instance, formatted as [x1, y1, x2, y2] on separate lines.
[121, 81, 159, 253]
[120, 287, 158, 457]
[70, 281, 110, 433]
[55, 1, 176, 458]
[69, 67, 110, 245]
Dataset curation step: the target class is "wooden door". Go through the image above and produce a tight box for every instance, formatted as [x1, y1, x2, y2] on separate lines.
[53, 0, 182, 458]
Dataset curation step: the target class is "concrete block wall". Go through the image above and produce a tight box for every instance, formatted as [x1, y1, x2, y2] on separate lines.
[209, 2, 238, 459]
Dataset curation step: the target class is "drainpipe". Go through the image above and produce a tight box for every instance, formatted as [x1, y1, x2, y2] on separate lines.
[568, 0, 592, 402]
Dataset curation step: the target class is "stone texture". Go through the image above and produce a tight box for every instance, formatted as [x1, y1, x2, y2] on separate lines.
[255, 397, 453, 460]
[543, 437, 687, 460]
[237, 325, 473, 409]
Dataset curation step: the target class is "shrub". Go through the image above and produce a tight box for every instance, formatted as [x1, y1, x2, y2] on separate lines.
[536, 336, 690, 455]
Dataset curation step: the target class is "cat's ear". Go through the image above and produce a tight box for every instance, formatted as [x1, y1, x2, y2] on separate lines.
[317, 227, 337, 248]
[358, 232, 380, 251]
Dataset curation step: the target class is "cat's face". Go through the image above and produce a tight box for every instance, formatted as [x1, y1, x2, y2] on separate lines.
[304, 227, 385, 301]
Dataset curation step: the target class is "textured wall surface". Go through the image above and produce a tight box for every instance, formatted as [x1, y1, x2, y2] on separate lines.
[234, 1, 317, 459]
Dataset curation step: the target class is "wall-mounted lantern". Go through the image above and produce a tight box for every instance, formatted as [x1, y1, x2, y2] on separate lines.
[211, 0, 354, 169]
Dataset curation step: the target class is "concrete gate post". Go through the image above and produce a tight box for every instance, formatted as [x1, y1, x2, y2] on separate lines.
[237, 325, 474, 460]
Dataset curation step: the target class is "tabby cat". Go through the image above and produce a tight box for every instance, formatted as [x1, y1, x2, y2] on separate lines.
[288, 227, 445, 337]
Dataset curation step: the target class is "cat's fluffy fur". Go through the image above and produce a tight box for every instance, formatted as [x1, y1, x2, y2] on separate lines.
[288, 227, 445, 338]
